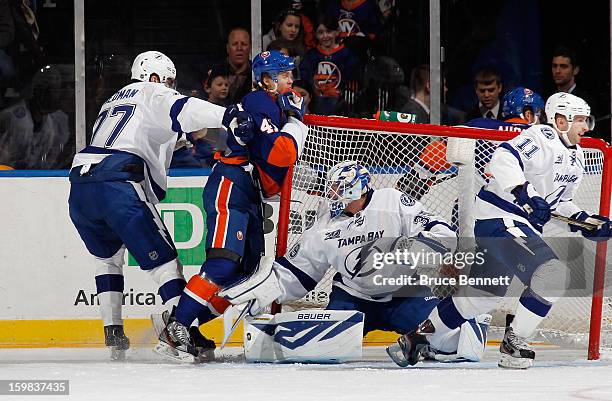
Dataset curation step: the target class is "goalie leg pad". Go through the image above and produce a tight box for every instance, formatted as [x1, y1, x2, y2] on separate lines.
[243, 310, 364, 363]
[426, 314, 491, 362]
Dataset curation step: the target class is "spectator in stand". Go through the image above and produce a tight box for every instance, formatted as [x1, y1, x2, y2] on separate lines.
[0, 0, 43, 101]
[324, 0, 381, 64]
[398, 64, 465, 125]
[262, 8, 307, 61]
[286, 0, 316, 49]
[550, 46, 590, 100]
[203, 64, 229, 106]
[398, 64, 429, 124]
[465, 66, 503, 121]
[549, 45, 599, 132]
[299, 14, 358, 116]
[0, 65, 71, 169]
[222, 27, 252, 104]
[325, 0, 381, 41]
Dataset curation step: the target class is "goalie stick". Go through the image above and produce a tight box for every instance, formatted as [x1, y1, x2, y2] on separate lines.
[221, 299, 256, 348]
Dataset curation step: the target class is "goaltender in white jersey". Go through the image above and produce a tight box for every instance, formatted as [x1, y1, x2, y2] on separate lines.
[277, 181, 456, 303]
[220, 161, 491, 363]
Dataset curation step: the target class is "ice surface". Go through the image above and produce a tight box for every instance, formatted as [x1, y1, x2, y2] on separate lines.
[1, 346, 611, 401]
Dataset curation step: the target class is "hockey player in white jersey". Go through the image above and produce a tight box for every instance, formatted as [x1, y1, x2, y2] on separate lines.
[68, 51, 249, 360]
[387, 92, 612, 369]
[219, 161, 491, 363]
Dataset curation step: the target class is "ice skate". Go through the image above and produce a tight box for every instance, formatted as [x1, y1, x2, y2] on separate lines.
[498, 314, 535, 369]
[386, 319, 434, 367]
[154, 316, 201, 363]
[189, 326, 216, 362]
[151, 310, 216, 362]
[104, 325, 130, 361]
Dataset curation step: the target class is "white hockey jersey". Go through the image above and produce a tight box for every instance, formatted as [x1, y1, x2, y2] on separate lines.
[275, 188, 457, 302]
[475, 124, 584, 228]
[72, 82, 226, 203]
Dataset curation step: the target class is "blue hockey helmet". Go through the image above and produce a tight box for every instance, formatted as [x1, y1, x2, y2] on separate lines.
[502, 87, 545, 123]
[252, 50, 295, 87]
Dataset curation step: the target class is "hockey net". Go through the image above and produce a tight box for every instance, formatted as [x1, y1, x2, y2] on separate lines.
[275, 115, 612, 359]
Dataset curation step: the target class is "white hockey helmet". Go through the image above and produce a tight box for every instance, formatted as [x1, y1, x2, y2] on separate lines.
[545, 92, 594, 137]
[325, 161, 371, 218]
[131, 51, 177, 88]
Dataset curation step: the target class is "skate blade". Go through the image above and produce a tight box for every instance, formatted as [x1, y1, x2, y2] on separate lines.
[498, 353, 533, 369]
[109, 346, 127, 361]
[386, 343, 410, 368]
[194, 348, 216, 364]
[153, 341, 196, 364]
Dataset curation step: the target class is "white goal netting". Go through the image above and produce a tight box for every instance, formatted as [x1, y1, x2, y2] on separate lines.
[277, 116, 612, 356]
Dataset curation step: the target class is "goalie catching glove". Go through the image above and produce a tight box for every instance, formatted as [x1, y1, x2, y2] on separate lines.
[569, 211, 612, 241]
[218, 256, 282, 316]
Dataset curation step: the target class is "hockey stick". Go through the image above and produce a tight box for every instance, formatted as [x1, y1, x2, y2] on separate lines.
[551, 213, 603, 231]
[523, 204, 602, 231]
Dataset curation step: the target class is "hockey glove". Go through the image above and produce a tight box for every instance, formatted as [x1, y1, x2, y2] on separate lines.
[511, 182, 551, 229]
[222, 103, 255, 146]
[569, 211, 612, 241]
[278, 90, 305, 121]
[218, 256, 282, 317]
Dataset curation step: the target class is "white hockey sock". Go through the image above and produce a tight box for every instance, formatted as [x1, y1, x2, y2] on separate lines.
[95, 248, 126, 327]
[147, 259, 186, 311]
[510, 302, 545, 338]
[511, 259, 568, 338]
[98, 291, 124, 326]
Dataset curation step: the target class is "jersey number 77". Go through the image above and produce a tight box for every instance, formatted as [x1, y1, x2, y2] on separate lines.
[91, 104, 137, 147]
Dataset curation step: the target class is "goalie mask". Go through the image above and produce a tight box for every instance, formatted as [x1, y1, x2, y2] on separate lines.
[131, 51, 177, 89]
[252, 50, 295, 93]
[545, 92, 594, 144]
[325, 161, 371, 218]
[502, 87, 544, 124]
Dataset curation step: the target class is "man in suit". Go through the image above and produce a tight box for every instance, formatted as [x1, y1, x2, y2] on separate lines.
[549, 45, 607, 141]
[465, 67, 503, 121]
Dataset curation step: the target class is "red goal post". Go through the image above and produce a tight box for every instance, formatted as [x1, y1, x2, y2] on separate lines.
[275, 115, 612, 360]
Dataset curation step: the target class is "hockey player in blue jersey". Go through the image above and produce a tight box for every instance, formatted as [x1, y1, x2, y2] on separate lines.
[465, 86, 545, 132]
[387, 92, 612, 369]
[68, 51, 235, 360]
[155, 50, 309, 362]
